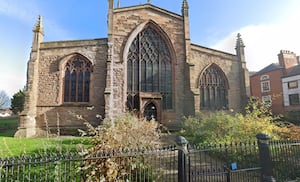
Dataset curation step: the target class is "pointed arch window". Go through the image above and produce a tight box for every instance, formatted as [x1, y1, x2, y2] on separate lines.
[199, 65, 228, 110]
[127, 27, 173, 110]
[64, 56, 92, 103]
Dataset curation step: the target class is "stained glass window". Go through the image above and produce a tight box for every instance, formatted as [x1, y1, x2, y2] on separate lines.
[127, 27, 172, 110]
[199, 64, 228, 110]
[64, 56, 92, 103]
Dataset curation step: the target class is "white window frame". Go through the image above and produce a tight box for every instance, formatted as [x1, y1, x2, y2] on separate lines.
[260, 75, 269, 81]
[262, 95, 272, 105]
[261, 81, 271, 93]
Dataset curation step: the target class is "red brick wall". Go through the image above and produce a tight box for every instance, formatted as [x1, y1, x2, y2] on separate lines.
[250, 69, 285, 115]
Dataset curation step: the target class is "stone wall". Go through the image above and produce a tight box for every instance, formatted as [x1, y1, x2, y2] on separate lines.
[34, 39, 108, 132]
[18, 2, 249, 137]
[110, 5, 186, 126]
[189, 45, 243, 112]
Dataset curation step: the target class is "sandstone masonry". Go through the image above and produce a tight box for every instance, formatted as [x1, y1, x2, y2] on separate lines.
[16, 0, 250, 137]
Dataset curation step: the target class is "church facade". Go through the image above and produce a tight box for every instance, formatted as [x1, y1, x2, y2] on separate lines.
[16, 0, 250, 137]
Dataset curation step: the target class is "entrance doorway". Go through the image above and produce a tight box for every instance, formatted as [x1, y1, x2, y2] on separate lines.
[143, 102, 157, 121]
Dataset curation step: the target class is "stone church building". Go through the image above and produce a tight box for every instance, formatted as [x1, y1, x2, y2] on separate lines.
[16, 0, 250, 137]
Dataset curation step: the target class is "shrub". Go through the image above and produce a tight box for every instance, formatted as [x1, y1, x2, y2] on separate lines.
[181, 98, 291, 145]
[78, 113, 161, 182]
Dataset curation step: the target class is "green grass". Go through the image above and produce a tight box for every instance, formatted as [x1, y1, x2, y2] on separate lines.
[0, 136, 90, 158]
[0, 117, 91, 158]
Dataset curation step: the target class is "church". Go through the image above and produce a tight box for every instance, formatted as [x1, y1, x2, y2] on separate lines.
[16, 0, 250, 137]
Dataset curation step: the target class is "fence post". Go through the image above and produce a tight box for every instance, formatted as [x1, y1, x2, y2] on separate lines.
[256, 133, 276, 182]
[176, 136, 188, 182]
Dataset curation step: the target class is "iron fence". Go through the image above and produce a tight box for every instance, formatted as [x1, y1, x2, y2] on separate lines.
[0, 146, 178, 182]
[270, 140, 300, 181]
[186, 142, 261, 182]
[0, 137, 300, 182]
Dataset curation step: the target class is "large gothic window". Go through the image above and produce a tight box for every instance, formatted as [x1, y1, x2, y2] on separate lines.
[199, 64, 228, 110]
[64, 56, 92, 103]
[127, 27, 172, 110]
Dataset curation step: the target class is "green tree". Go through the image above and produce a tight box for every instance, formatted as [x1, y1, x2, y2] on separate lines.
[0, 90, 10, 109]
[11, 90, 25, 114]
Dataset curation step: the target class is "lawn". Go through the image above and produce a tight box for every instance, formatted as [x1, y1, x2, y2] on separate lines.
[0, 117, 90, 158]
[0, 136, 89, 158]
[0, 117, 18, 137]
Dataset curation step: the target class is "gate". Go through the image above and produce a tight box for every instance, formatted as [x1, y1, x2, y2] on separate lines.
[185, 143, 261, 182]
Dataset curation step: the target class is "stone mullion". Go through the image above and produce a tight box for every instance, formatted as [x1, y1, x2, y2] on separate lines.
[82, 70, 86, 102]
[138, 34, 142, 93]
[158, 54, 161, 92]
[75, 69, 79, 102]
[68, 70, 72, 102]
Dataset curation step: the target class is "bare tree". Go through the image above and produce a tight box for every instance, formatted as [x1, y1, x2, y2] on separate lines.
[0, 90, 10, 109]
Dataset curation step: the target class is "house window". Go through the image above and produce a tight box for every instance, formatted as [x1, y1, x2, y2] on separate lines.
[262, 95, 272, 105]
[260, 75, 269, 81]
[288, 81, 298, 89]
[127, 26, 172, 110]
[199, 64, 228, 110]
[289, 94, 300, 105]
[261, 81, 270, 93]
[64, 56, 92, 103]
[260, 74, 270, 93]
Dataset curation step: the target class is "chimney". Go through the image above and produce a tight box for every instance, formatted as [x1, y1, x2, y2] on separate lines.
[278, 50, 298, 73]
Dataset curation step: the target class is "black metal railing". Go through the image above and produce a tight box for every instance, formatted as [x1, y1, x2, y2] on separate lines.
[185, 142, 261, 182]
[0, 136, 300, 182]
[0, 146, 178, 182]
[270, 140, 300, 181]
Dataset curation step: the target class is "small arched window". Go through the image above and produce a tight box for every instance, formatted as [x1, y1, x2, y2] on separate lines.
[260, 75, 269, 81]
[199, 64, 228, 110]
[64, 56, 92, 103]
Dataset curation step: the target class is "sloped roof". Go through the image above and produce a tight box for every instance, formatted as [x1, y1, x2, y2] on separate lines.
[251, 63, 283, 76]
[283, 64, 300, 78]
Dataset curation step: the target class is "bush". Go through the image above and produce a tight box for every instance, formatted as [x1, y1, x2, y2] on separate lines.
[78, 113, 161, 182]
[181, 98, 292, 145]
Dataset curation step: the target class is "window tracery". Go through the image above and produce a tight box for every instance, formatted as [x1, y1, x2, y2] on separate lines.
[199, 65, 228, 110]
[127, 27, 172, 110]
[64, 56, 92, 103]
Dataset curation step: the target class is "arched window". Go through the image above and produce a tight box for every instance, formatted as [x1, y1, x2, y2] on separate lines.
[199, 64, 228, 110]
[64, 56, 92, 103]
[127, 27, 172, 110]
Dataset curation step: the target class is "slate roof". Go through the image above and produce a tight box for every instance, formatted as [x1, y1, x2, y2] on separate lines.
[282, 64, 300, 78]
[251, 63, 283, 76]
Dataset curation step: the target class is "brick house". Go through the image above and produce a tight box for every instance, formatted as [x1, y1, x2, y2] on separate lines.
[250, 50, 299, 116]
[16, 0, 250, 137]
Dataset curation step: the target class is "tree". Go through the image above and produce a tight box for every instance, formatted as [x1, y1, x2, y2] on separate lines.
[0, 90, 10, 109]
[11, 90, 25, 114]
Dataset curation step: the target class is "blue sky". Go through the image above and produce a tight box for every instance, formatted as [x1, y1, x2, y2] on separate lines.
[0, 0, 300, 98]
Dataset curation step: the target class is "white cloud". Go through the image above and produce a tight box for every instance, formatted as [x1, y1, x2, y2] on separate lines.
[0, 1, 75, 97]
[0, 0, 39, 24]
[212, 8, 300, 72]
